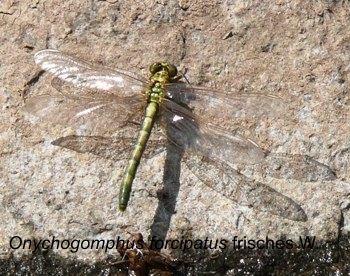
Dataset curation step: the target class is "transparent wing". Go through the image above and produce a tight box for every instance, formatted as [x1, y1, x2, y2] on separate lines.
[51, 126, 167, 161]
[53, 137, 308, 222]
[160, 98, 332, 221]
[24, 94, 145, 135]
[25, 49, 148, 135]
[184, 154, 307, 221]
[51, 133, 307, 221]
[166, 82, 286, 124]
[34, 49, 147, 95]
[161, 99, 265, 164]
[161, 81, 286, 164]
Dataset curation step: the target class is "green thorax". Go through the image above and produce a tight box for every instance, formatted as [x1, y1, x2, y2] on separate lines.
[146, 62, 179, 103]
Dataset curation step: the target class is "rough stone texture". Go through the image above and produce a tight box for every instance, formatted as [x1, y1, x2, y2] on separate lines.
[0, 0, 349, 265]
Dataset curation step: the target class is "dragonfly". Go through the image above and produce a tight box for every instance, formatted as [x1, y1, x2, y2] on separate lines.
[25, 49, 308, 221]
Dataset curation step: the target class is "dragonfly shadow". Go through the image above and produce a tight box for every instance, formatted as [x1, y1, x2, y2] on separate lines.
[240, 151, 337, 182]
[51, 134, 337, 227]
[150, 142, 184, 243]
[50, 134, 184, 238]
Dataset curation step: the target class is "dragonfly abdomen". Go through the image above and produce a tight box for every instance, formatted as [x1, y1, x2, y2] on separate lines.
[118, 100, 159, 211]
[118, 64, 176, 211]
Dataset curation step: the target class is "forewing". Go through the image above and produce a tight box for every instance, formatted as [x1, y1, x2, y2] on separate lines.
[184, 154, 307, 221]
[26, 49, 148, 135]
[166, 83, 286, 126]
[34, 49, 147, 96]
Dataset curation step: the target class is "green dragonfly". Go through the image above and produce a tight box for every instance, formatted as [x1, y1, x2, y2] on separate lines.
[25, 49, 308, 221]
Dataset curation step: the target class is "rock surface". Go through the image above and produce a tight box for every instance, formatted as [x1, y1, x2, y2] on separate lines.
[0, 0, 349, 267]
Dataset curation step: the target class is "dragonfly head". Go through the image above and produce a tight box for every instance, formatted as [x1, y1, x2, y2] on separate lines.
[149, 62, 178, 78]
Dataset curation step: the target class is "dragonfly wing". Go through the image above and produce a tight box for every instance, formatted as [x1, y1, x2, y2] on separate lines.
[184, 154, 307, 221]
[166, 83, 286, 127]
[26, 49, 150, 135]
[34, 49, 147, 96]
[161, 99, 265, 164]
[52, 135, 135, 160]
[24, 94, 145, 135]
[51, 127, 166, 160]
[165, 84, 335, 181]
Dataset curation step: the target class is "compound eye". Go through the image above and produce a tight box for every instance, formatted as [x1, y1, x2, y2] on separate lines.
[150, 62, 163, 74]
[167, 64, 178, 77]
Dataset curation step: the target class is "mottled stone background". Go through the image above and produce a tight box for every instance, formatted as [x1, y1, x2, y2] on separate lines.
[0, 0, 349, 266]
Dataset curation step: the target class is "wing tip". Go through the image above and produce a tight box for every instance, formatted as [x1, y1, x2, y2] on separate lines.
[34, 49, 60, 64]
